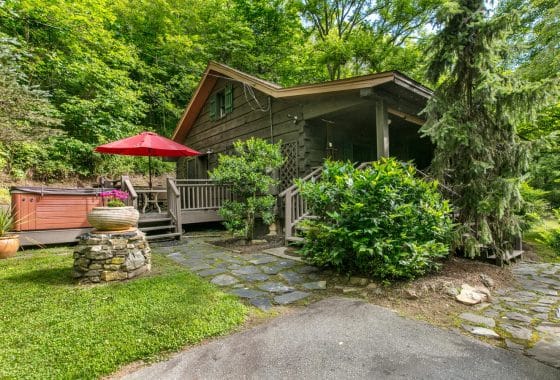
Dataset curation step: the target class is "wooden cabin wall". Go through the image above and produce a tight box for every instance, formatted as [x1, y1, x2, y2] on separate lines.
[177, 78, 304, 182]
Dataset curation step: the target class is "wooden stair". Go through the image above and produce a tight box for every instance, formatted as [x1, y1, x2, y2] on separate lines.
[138, 216, 181, 241]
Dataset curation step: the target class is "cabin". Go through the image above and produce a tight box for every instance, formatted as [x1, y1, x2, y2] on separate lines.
[12, 63, 435, 247]
[173, 62, 433, 189]
[171, 62, 434, 240]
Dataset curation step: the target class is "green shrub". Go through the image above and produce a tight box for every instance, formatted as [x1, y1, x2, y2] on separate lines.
[210, 138, 284, 241]
[297, 158, 453, 281]
[537, 209, 560, 255]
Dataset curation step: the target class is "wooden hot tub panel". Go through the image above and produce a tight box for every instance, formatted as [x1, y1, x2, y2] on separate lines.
[12, 193, 103, 231]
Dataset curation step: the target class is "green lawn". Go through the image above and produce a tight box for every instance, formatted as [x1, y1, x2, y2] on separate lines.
[0, 247, 248, 379]
[525, 218, 560, 263]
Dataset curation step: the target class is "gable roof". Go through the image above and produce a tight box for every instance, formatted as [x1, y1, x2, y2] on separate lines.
[172, 62, 433, 142]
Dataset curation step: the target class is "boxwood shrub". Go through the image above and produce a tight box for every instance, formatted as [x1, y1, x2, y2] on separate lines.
[297, 158, 453, 280]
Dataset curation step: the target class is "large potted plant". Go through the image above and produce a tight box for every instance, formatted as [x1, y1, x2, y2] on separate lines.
[87, 190, 139, 231]
[0, 208, 19, 259]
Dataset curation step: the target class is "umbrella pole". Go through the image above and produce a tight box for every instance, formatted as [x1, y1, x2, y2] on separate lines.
[148, 155, 152, 189]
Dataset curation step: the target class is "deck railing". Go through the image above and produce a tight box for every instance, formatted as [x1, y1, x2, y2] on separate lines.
[166, 178, 181, 234]
[120, 176, 138, 209]
[174, 179, 233, 211]
[278, 166, 323, 242]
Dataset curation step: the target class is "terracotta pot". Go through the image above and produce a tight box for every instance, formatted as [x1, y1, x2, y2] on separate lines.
[87, 206, 139, 231]
[0, 235, 19, 259]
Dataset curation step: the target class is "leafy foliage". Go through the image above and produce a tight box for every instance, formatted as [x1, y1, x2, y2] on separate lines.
[0, 33, 61, 143]
[0, 208, 14, 236]
[536, 209, 560, 256]
[421, 0, 557, 258]
[297, 0, 441, 80]
[297, 159, 453, 280]
[210, 138, 284, 241]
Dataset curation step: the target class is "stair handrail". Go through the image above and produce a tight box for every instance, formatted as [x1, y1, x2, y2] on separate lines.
[278, 166, 323, 198]
[280, 166, 323, 241]
[167, 178, 182, 235]
[120, 176, 138, 209]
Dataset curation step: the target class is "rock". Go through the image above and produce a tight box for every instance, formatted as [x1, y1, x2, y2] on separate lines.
[537, 297, 557, 305]
[84, 269, 100, 277]
[232, 266, 262, 276]
[474, 302, 492, 311]
[278, 271, 306, 285]
[127, 266, 148, 278]
[197, 268, 227, 277]
[526, 335, 560, 368]
[250, 239, 267, 245]
[273, 291, 310, 305]
[444, 285, 459, 297]
[211, 274, 239, 286]
[480, 274, 495, 288]
[461, 324, 500, 339]
[100, 271, 127, 282]
[349, 277, 369, 286]
[109, 257, 125, 265]
[258, 282, 294, 293]
[230, 288, 267, 299]
[458, 313, 496, 328]
[248, 256, 277, 265]
[241, 273, 270, 282]
[501, 324, 533, 340]
[531, 306, 550, 314]
[302, 281, 327, 290]
[456, 284, 490, 305]
[74, 258, 90, 268]
[334, 285, 360, 293]
[366, 283, 378, 289]
[536, 323, 560, 336]
[505, 339, 525, 352]
[556, 307, 560, 319]
[404, 289, 419, 300]
[124, 251, 146, 271]
[250, 298, 272, 312]
[504, 312, 533, 324]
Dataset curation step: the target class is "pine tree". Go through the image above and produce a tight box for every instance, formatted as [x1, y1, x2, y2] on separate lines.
[421, 0, 555, 258]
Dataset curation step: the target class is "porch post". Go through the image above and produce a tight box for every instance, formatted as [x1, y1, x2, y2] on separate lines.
[375, 100, 389, 159]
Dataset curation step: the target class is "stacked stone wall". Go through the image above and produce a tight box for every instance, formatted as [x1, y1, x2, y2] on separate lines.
[73, 229, 151, 283]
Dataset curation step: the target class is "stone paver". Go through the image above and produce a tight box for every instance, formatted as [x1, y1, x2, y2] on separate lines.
[163, 238, 327, 311]
[274, 291, 311, 305]
[458, 262, 560, 369]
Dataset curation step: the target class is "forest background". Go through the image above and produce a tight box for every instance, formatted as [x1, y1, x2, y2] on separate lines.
[0, 0, 558, 208]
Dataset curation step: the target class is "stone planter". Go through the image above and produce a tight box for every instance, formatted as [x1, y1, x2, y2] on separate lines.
[87, 206, 139, 231]
[0, 235, 19, 259]
[73, 229, 150, 283]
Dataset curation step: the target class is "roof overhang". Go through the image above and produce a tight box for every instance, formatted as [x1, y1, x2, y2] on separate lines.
[172, 62, 433, 142]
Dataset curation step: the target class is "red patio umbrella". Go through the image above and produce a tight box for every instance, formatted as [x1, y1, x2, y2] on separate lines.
[95, 131, 200, 188]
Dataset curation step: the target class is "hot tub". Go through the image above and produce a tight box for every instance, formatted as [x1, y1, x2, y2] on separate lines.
[11, 187, 108, 231]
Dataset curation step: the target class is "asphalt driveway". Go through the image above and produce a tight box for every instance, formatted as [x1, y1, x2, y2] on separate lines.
[122, 297, 559, 380]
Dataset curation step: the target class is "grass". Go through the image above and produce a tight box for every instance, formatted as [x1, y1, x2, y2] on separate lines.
[524, 218, 560, 263]
[0, 247, 248, 379]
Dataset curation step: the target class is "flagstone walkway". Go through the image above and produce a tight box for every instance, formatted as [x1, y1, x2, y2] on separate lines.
[155, 237, 328, 311]
[154, 237, 559, 369]
[458, 262, 560, 368]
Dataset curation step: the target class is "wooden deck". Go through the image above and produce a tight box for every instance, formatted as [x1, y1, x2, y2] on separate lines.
[14, 177, 231, 246]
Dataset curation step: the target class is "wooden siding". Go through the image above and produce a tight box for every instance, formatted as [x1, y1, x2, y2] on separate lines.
[178, 78, 303, 179]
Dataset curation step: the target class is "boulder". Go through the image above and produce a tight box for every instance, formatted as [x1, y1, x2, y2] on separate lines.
[456, 284, 491, 305]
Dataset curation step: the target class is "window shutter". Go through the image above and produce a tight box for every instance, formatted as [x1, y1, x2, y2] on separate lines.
[225, 84, 233, 114]
[209, 94, 217, 120]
